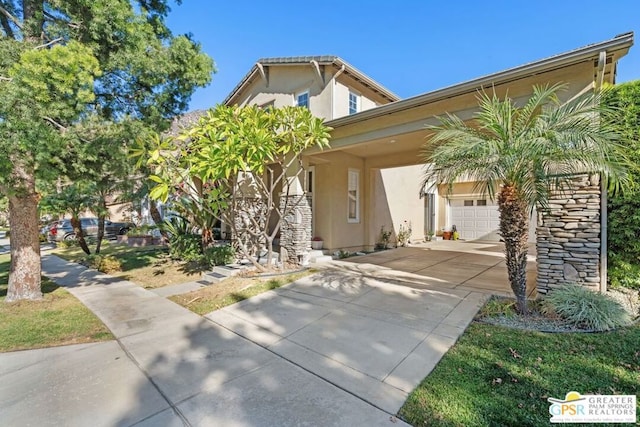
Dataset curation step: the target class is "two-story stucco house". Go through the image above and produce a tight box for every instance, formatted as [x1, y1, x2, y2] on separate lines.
[217, 32, 633, 293]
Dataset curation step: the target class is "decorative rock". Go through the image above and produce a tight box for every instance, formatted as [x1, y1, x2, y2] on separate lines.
[563, 242, 585, 248]
[564, 264, 580, 281]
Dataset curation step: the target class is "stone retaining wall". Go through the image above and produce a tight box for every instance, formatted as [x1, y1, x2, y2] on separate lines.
[536, 174, 602, 294]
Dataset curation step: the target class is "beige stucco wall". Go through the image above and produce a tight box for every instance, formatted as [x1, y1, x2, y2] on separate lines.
[370, 165, 425, 246]
[310, 151, 365, 251]
[232, 64, 392, 121]
[235, 65, 333, 119]
[333, 80, 380, 119]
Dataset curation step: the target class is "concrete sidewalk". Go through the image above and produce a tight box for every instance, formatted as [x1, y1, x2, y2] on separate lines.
[2, 255, 410, 426]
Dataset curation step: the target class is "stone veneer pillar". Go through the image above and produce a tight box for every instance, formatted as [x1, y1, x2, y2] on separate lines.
[536, 174, 602, 294]
[279, 194, 312, 264]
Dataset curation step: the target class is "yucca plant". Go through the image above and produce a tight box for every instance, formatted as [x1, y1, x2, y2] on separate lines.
[422, 84, 628, 314]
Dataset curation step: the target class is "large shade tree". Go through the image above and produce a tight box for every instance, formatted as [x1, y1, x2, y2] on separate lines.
[422, 84, 627, 314]
[0, 1, 214, 302]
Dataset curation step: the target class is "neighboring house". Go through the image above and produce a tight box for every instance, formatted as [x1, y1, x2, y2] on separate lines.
[220, 32, 634, 293]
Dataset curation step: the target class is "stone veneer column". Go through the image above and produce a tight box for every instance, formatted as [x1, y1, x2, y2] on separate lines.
[536, 174, 602, 294]
[279, 195, 312, 264]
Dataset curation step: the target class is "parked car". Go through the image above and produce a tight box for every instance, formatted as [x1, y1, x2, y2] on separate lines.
[40, 220, 59, 237]
[48, 218, 135, 242]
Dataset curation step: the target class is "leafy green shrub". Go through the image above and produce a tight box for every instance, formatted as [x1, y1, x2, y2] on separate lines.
[604, 82, 640, 290]
[127, 224, 155, 237]
[608, 254, 640, 290]
[169, 233, 202, 262]
[377, 226, 392, 250]
[541, 284, 631, 331]
[204, 245, 235, 266]
[334, 249, 351, 259]
[57, 239, 79, 248]
[161, 215, 197, 238]
[87, 255, 122, 273]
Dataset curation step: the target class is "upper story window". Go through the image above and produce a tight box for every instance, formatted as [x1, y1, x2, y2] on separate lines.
[348, 91, 360, 115]
[296, 91, 309, 108]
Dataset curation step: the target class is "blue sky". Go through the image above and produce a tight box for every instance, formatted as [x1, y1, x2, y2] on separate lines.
[166, 1, 640, 112]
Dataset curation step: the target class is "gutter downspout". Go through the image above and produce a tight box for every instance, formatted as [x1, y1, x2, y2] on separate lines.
[331, 65, 345, 120]
[595, 51, 608, 293]
[600, 176, 608, 293]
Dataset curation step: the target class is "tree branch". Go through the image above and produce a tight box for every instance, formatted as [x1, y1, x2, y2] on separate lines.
[0, 5, 22, 30]
[35, 37, 63, 49]
[42, 116, 67, 132]
[42, 10, 81, 29]
[0, 12, 15, 38]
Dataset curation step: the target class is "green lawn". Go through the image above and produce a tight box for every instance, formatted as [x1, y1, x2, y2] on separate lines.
[52, 242, 207, 288]
[0, 254, 113, 352]
[170, 270, 313, 315]
[400, 322, 640, 427]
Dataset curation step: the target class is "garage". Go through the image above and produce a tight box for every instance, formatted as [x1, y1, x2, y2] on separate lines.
[450, 198, 537, 242]
[450, 199, 500, 241]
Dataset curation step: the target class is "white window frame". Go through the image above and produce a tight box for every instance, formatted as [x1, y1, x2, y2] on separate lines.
[348, 90, 360, 115]
[305, 166, 316, 234]
[347, 169, 360, 223]
[295, 90, 309, 108]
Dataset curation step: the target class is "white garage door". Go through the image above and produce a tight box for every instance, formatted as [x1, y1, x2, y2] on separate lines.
[451, 199, 500, 241]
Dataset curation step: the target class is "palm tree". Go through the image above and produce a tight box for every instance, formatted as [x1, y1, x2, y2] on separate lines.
[422, 84, 627, 314]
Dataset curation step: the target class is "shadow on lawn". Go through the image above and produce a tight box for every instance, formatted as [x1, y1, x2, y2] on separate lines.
[177, 260, 209, 276]
[115, 248, 169, 271]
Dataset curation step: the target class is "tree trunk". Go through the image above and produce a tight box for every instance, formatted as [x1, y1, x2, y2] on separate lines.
[70, 215, 91, 255]
[201, 227, 214, 248]
[497, 184, 530, 315]
[95, 214, 105, 254]
[149, 199, 168, 243]
[6, 191, 42, 302]
[22, 0, 44, 39]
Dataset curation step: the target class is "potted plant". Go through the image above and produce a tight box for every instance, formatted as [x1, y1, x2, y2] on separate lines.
[441, 227, 452, 240]
[311, 236, 324, 250]
[376, 226, 392, 250]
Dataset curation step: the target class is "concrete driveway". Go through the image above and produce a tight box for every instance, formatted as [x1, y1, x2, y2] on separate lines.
[2, 246, 497, 426]
[339, 240, 537, 298]
[206, 269, 487, 415]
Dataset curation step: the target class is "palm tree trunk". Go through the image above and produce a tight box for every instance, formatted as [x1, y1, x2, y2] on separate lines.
[497, 184, 530, 314]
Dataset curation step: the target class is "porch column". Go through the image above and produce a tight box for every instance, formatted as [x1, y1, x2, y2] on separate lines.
[536, 174, 602, 294]
[279, 160, 312, 264]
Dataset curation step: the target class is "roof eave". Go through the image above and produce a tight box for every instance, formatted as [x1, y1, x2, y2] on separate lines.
[326, 32, 634, 128]
[223, 56, 400, 106]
